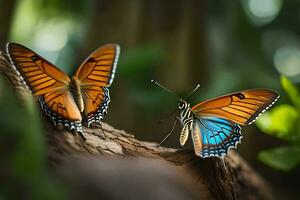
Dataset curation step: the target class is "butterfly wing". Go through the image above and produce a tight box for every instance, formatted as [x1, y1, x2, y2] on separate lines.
[74, 44, 120, 126]
[191, 117, 242, 158]
[191, 89, 279, 125]
[6, 43, 82, 132]
[39, 91, 82, 132]
[6, 43, 70, 95]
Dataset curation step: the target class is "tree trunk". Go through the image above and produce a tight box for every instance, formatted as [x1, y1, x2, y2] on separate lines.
[0, 51, 273, 200]
[77, 0, 210, 138]
[0, 0, 17, 48]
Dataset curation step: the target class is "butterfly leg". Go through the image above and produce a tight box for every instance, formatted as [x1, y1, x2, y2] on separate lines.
[157, 108, 178, 124]
[219, 157, 228, 173]
[78, 132, 87, 141]
[99, 122, 107, 140]
[158, 118, 178, 146]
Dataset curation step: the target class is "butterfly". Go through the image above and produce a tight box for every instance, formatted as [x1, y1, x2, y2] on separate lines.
[152, 80, 279, 158]
[6, 42, 120, 140]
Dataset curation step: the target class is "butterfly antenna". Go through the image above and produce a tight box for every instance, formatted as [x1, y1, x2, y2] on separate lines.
[151, 80, 180, 99]
[159, 118, 178, 146]
[184, 84, 200, 100]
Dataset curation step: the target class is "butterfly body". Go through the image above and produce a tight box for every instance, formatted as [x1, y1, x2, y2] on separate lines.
[176, 89, 279, 158]
[6, 42, 120, 138]
[70, 77, 84, 112]
[178, 100, 193, 146]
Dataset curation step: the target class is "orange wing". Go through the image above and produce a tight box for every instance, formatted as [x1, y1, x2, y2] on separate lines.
[75, 44, 119, 87]
[191, 89, 279, 125]
[74, 44, 120, 126]
[6, 42, 82, 132]
[6, 43, 70, 95]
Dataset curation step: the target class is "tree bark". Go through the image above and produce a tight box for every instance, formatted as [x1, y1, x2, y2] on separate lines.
[45, 121, 274, 200]
[0, 52, 273, 200]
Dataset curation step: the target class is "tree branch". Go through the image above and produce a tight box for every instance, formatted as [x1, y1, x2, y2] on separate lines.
[46, 121, 274, 200]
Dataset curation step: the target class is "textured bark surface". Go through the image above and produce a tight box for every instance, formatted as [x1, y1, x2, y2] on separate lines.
[0, 51, 274, 200]
[46, 121, 274, 200]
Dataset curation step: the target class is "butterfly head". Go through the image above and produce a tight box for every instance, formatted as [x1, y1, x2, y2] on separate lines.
[151, 80, 199, 112]
[178, 99, 189, 110]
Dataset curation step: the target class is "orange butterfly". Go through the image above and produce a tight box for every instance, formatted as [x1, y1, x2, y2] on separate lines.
[152, 81, 279, 158]
[6, 42, 120, 140]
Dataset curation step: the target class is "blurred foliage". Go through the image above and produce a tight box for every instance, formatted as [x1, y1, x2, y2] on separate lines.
[120, 43, 166, 82]
[9, 0, 93, 74]
[0, 77, 67, 199]
[256, 76, 300, 171]
[119, 43, 176, 110]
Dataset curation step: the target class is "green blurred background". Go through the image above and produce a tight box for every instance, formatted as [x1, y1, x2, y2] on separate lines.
[1, 0, 300, 199]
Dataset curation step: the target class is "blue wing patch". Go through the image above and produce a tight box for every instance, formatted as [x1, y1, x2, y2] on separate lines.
[193, 117, 242, 158]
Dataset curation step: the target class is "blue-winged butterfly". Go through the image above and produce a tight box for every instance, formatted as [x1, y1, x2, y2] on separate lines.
[151, 80, 279, 158]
